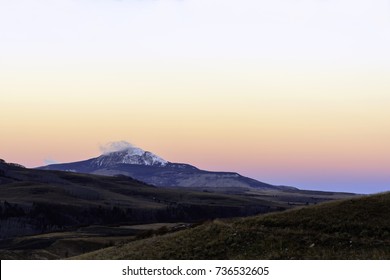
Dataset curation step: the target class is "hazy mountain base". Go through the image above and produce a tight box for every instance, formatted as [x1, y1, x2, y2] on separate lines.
[75, 192, 390, 260]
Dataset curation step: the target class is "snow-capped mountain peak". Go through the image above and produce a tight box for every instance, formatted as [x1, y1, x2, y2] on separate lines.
[95, 146, 168, 167]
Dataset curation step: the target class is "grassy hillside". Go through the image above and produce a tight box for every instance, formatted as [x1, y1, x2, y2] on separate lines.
[75, 192, 390, 260]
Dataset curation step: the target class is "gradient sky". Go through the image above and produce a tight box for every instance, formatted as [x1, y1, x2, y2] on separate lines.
[1, 0, 389, 194]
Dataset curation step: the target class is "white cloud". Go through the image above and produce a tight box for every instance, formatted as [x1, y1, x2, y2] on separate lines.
[99, 141, 135, 154]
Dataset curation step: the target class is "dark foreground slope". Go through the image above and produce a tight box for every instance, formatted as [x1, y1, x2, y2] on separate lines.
[76, 192, 390, 260]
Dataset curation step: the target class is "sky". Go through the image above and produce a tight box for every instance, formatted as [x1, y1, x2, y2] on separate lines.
[1, 0, 389, 194]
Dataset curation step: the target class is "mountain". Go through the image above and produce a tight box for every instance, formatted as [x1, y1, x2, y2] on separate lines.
[38, 146, 294, 190]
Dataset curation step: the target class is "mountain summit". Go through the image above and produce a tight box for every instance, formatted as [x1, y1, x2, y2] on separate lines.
[96, 146, 168, 167]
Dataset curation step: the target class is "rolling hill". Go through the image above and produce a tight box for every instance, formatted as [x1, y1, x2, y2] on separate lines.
[74, 192, 390, 260]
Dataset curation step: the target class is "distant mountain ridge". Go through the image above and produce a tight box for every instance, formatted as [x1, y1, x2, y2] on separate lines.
[38, 146, 295, 191]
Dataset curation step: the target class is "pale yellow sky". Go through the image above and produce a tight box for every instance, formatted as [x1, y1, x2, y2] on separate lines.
[1, 0, 389, 193]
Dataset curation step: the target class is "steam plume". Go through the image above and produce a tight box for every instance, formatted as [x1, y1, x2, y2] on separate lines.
[100, 141, 136, 154]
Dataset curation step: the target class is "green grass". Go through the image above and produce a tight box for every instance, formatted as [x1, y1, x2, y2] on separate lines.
[75, 192, 390, 260]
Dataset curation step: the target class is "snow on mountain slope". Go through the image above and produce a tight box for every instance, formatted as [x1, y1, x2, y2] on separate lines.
[95, 146, 168, 167]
